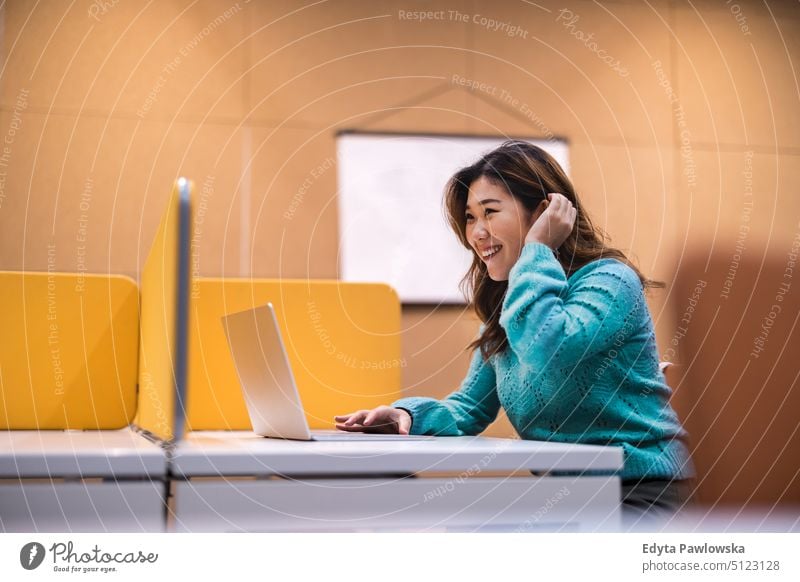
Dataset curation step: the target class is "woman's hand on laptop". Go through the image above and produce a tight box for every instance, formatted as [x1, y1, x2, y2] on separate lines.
[334, 406, 411, 435]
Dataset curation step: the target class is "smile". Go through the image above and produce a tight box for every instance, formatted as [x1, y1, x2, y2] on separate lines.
[481, 245, 502, 260]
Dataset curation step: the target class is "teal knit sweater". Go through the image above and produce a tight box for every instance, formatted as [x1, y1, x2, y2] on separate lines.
[393, 242, 694, 482]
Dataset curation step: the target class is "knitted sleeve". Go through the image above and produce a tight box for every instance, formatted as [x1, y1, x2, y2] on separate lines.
[499, 242, 645, 371]
[391, 346, 500, 436]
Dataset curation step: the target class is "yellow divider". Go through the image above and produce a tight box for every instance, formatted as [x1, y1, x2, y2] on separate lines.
[0, 272, 139, 429]
[187, 279, 402, 430]
[135, 178, 193, 442]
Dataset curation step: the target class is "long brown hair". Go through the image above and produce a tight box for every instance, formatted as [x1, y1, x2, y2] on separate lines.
[444, 140, 663, 361]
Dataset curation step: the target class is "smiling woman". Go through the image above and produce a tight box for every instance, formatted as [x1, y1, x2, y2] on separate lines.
[443, 141, 662, 359]
[335, 140, 695, 520]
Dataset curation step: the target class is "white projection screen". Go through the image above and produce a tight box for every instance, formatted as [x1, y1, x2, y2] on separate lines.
[336, 133, 570, 304]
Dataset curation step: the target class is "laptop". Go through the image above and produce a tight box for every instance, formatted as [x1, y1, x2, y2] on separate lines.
[221, 302, 433, 441]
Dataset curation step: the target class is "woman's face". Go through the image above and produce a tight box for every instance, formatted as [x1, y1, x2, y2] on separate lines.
[465, 176, 546, 281]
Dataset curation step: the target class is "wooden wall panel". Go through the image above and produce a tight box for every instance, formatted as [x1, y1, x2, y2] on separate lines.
[675, 3, 800, 149]
[1, 0, 247, 120]
[469, 0, 674, 145]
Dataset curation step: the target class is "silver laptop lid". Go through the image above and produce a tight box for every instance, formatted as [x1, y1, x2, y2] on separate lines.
[221, 303, 313, 440]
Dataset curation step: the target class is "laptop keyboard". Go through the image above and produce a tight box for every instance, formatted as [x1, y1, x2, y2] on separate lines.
[311, 431, 435, 441]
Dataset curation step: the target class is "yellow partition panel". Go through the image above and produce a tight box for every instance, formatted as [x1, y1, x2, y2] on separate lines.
[0, 272, 139, 429]
[135, 178, 193, 442]
[187, 279, 402, 430]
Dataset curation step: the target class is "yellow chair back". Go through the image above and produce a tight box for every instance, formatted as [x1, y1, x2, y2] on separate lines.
[187, 279, 402, 430]
[0, 271, 138, 429]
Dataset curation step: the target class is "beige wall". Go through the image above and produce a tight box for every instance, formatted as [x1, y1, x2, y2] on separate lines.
[1, 1, 797, 441]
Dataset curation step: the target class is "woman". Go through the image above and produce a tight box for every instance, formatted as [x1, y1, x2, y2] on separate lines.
[334, 140, 694, 518]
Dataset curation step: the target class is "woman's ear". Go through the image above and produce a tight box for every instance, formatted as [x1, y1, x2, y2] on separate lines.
[538, 198, 550, 213]
[524, 199, 546, 232]
[530, 198, 549, 223]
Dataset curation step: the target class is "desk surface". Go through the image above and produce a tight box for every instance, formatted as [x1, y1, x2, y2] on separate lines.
[0, 429, 167, 478]
[172, 431, 623, 477]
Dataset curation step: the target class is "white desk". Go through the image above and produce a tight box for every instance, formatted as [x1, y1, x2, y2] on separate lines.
[171, 431, 623, 532]
[0, 429, 168, 532]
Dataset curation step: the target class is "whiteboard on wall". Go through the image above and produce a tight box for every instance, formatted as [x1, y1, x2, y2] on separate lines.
[336, 133, 570, 304]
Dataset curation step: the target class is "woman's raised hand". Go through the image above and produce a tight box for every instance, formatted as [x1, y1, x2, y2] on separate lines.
[525, 192, 577, 250]
[334, 405, 412, 435]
